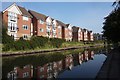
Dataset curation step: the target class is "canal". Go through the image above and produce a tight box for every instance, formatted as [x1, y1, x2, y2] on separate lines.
[2, 47, 110, 79]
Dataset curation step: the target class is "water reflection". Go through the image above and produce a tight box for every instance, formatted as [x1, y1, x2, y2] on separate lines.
[4, 48, 107, 79]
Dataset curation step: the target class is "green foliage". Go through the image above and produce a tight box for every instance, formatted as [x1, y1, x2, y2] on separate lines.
[50, 38, 65, 48]
[103, 7, 120, 43]
[30, 36, 49, 48]
[2, 25, 14, 44]
[2, 35, 66, 51]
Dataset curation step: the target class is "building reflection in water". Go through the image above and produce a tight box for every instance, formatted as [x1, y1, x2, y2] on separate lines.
[7, 49, 95, 79]
[7, 65, 33, 79]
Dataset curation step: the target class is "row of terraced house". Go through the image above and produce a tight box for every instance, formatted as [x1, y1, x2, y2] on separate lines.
[2, 3, 94, 42]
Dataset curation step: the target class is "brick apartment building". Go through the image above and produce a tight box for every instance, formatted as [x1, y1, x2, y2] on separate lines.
[7, 65, 33, 79]
[72, 26, 79, 41]
[2, 3, 33, 40]
[2, 3, 94, 42]
[65, 24, 73, 41]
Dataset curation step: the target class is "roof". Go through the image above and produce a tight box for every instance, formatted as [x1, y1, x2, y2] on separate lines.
[83, 28, 89, 32]
[28, 10, 47, 21]
[66, 24, 70, 27]
[18, 6, 32, 18]
[56, 20, 67, 27]
[72, 26, 79, 32]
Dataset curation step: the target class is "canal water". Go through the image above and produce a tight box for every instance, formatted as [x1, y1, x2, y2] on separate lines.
[2, 47, 109, 79]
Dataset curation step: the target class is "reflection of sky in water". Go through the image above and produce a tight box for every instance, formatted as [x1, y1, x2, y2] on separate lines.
[4, 48, 108, 79]
[57, 54, 106, 78]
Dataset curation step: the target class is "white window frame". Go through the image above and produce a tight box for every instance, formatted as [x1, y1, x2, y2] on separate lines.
[40, 67, 44, 72]
[23, 25, 28, 30]
[23, 16, 28, 21]
[40, 28, 44, 32]
[39, 19, 44, 24]
[23, 34, 28, 39]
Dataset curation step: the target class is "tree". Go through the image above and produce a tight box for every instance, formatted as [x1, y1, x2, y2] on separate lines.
[2, 22, 14, 44]
[112, 0, 120, 9]
[103, 3, 120, 44]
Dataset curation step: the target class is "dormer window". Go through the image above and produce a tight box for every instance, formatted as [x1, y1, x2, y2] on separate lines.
[40, 19, 44, 24]
[23, 16, 28, 21]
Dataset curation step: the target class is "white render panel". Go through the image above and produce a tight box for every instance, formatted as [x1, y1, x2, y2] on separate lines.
[53, 19, 57, 26]
[7, 5, 21, 14]
[78, 28, 81, 32]
[46, 17, 52, 24]
[30, 23, 33, 36]
[68, 25, 72, 30]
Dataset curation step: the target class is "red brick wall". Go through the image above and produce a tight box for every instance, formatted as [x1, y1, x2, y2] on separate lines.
[15, 65, 33, 78]
[72, 32, 78, 41]
[3, 11, 32, 39]
[17, 15, 31, 38]
[2, 11, 8, 27]
[37, 21, 47, 37]
[37, 64, 48, 78]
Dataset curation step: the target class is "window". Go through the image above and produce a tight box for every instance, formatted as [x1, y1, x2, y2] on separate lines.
[23, 25, 28, 30]
[8, 22, 17, 31]
[23, 34, 28, 39]
[40, 19, 44, 24]
[23, 72, 29, 78]
[40, 28, 44, 32]
[40, 67, 44, 72]
[40, 75, 44, 78]
[46, 22, 51, 26]
[8, 12, 17, 22]
[58, 32, 61, 35]
[23, 16, 28, 21]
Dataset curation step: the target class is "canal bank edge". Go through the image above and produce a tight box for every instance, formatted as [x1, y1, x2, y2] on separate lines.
[1, 44, 104, 57]
[96, 47, 120, 79]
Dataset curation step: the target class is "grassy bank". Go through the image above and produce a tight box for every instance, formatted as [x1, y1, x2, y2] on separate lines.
[2, 40, 104, 54]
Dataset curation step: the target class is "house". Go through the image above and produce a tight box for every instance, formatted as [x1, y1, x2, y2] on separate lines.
[88, 50, 94, 60]
[52, 19, 62, 38]
[65, 24, 73, 41]
[37, 60, 63, 79]
[7, 65, 33, 79]
[62, 54, 73, 70]
[78, 28, 84, 41]
[93, 33, 103, 41]
[28, 10, 47, 37]
[2, 3, 33, 40]
[56, 20, 66, 39]
[52, 60, 63, 78]
[83, 29, 89, 42]
[37, 64, 48, 79]
[29, 10, 63, 39]
[89, 31, 94, 41]
[2, 3, 94, 41]
[72, 26, 79, 41]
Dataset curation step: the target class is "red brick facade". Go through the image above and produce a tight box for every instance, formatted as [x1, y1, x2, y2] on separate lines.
[2, 3, 94, 41]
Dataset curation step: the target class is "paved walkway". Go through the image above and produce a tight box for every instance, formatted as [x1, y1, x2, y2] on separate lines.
[96, 47, 120, 79]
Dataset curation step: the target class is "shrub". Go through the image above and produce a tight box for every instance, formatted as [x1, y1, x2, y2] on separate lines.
[2, 26, 14, 44]
[50, 38, 65, 48]
[30, 36, 49, 48]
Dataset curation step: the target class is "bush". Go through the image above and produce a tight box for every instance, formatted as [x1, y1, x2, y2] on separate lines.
[2, 35, 66, 51]
[30, 36, 49, 48]
[50, 38, 65, 48]
[2, 26, 14, 44]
